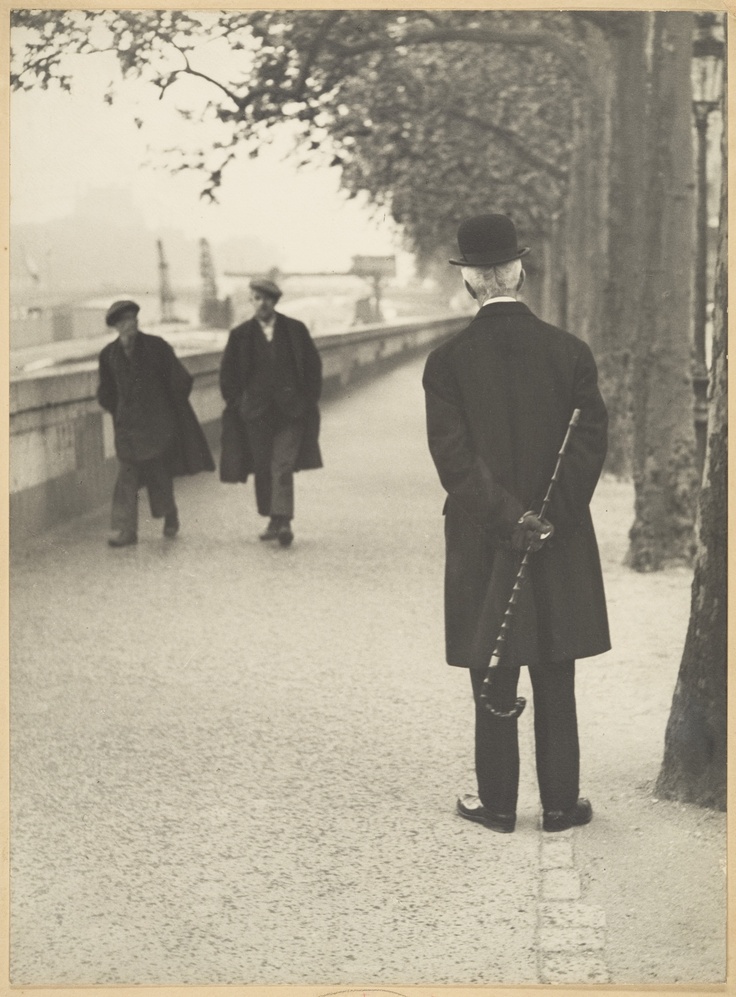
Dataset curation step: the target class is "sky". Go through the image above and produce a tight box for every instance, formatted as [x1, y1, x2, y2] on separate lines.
[10, 34, 401, 274]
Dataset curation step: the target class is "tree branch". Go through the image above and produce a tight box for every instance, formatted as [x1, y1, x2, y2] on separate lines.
[333, 28, 585, 80]
[175, 49, 246, 109]
[453, 110, 568, 181]
[292, 11, 344, 97]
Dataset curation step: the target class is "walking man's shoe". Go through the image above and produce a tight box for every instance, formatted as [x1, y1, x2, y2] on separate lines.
[542, 797, 593, 832]
[456, 794, 516, 833]
[277, 522, 294, 547]
[108, 531, 138, 548]
[259, 518, 280, 541]
[163, 511, 180, 538]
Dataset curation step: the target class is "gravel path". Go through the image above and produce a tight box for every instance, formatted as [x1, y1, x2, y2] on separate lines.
[9, 353, 726, 987]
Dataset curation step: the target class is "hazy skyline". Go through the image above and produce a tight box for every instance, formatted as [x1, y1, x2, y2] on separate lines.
[11, 43, 400, 273]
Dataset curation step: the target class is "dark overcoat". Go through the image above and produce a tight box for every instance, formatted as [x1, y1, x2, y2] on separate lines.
[219, 313, 323, 483]
[422, 301, 611, 670]
[97, 331, 215, 475]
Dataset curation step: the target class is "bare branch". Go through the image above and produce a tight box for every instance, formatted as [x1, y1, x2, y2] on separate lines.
[174, 48, 246, 110]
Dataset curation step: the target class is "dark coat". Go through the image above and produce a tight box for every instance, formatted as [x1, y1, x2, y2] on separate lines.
[98, 331, 215, 476]
[422, 301, 611, 670]
[219, 313, 323, 483]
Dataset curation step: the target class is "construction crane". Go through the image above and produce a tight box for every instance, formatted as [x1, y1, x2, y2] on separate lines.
[199, 238, 232, 328]
[157, 238, 179, 324]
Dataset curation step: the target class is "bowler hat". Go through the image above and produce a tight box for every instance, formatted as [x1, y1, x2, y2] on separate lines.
[449, 214, 530, 267]
[250, 278, 282, 302]
[106, 299, 140, 326]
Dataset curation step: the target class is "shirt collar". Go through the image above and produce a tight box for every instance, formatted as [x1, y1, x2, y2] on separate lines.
[474, 300, 531, 320]
[480, 296, 517, 306]
[257, 314, 277, 340]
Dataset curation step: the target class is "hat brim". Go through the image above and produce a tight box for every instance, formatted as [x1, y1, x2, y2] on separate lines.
[249, 281, 282, 301]
[449, 246, 530, 267]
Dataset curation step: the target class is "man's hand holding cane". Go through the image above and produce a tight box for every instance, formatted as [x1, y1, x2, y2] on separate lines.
[511, 511, 555, 553]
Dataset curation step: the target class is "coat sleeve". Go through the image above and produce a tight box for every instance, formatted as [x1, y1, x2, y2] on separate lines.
[97, 348, 117, 415]
[423, 349, 524, 533]
[160, 340, 193, 401]
[300, 323, 323, 403]
[219, 329, 244, 406]
[544, 341, 608, 530]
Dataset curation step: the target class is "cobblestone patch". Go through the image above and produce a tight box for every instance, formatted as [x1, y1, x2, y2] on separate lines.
[537, 831, 610, 984]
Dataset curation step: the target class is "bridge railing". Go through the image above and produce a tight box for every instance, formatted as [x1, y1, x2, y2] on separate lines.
[10, 314, 466, 539]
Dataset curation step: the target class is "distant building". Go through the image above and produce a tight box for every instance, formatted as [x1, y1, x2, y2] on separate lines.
[11, 298, 115, 350]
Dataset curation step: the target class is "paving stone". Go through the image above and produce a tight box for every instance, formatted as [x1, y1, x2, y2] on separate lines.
[540, 837, 574, 869]
[542, 868, 581, 901]
[539, 924, 606, 951]
[540, 902, 607, 929]
[541, 951, 611, 984]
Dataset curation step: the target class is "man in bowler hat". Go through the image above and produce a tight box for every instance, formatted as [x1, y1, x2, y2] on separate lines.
[423, 214, 610, 833]
[97, 300, 215, 547]
[219, 278, 323, 546]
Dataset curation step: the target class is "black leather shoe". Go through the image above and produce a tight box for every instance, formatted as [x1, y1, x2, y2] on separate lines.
[277, 523, 294, 547]
[163, 512, 179, 538]
[456, 794, 516, 833]
[543, 797, 593, 832]
[108, 531, 137, 548]
[259, 519, 280, 541]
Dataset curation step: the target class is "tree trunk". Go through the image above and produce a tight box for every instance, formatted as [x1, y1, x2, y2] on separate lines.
[627, 12, 699, 571]
[655, 81, 727, 809]
[598, 13, 649, 477]
[539, 219, 567, 327]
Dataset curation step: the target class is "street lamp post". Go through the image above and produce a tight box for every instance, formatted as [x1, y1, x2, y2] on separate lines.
[691, 12, 724, 478]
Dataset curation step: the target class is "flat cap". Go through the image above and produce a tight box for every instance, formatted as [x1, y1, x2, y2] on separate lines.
[249, 278, 282, 302]
[106, 299, 140, 327]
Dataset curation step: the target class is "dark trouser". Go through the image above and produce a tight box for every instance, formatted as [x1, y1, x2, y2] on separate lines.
[111, 455, 176, 535]
[245, 411, 305, 519]
[470, 660, 579, 815]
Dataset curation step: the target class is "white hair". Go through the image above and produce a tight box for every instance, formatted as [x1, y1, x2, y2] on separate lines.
[461, 259, 522, 304]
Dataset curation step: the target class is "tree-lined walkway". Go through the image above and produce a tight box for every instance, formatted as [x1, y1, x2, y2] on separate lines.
[9, 354, 725, 986]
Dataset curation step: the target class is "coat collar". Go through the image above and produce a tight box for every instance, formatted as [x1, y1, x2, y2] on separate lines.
[241, 312, 286, 341]
[247, 311, 282, 327]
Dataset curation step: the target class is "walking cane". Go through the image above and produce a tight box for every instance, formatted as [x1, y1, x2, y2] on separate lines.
[480, 408, 581, 719]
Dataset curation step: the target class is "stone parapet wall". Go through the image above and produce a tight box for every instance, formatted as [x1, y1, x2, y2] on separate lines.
[10, 315, 466, 540]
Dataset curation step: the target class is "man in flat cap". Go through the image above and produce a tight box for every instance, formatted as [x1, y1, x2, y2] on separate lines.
[422, 214, 610, 833]
[97, 300, 215, 547]
[219, 278, 322, 546]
